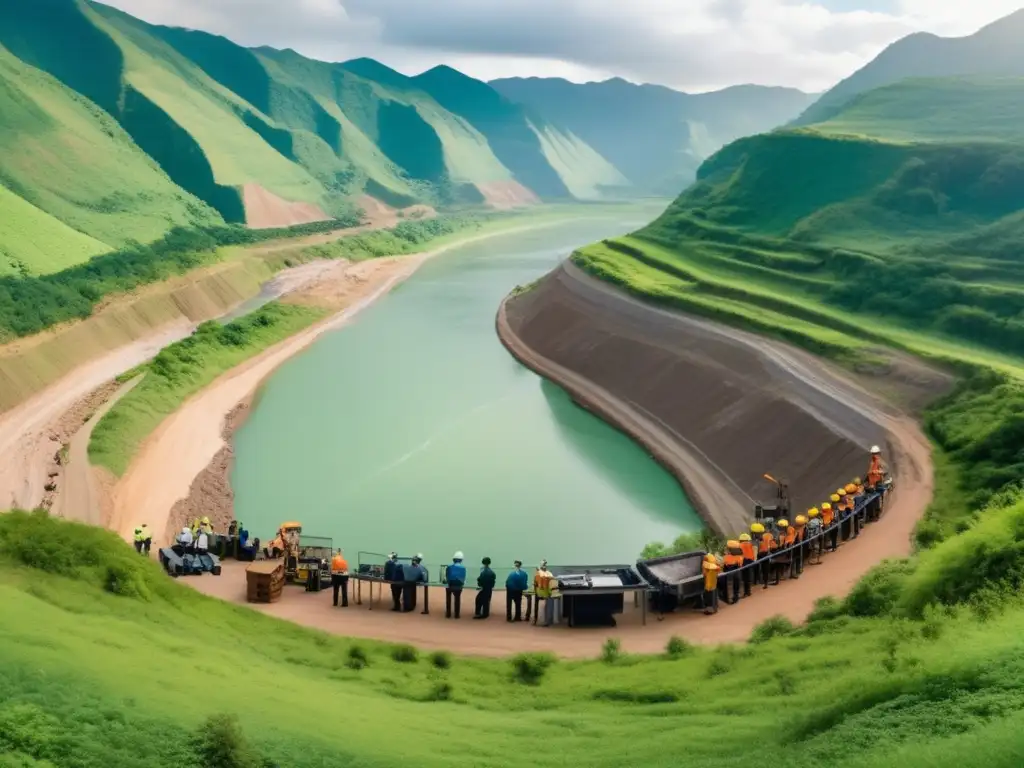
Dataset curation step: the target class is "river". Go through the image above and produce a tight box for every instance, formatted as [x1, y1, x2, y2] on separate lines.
[232, 213, 701, 574]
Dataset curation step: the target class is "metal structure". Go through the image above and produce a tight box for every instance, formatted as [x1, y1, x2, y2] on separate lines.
[158, 546, 222, 577]
[548, 564, 649, 627]
[635, 550, 705, 612]
[754, 473, 790, 522]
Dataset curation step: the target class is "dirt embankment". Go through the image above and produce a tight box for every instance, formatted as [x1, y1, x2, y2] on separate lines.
[476, 181, 540, 209]
[242, 184, 331, 229]
[499, 262, 950, 538]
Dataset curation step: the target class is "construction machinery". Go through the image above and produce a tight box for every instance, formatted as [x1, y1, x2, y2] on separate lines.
[159, 546, 222, 577]
[754, 473, 790, 524]
[295, 535, 333, 590]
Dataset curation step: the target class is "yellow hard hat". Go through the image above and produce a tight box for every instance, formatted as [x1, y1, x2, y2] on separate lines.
[751, 522, 765, 534]
[704, 553, 717, 563]
[853, 477, 862, 484]
[845, 483, 857, 494]
[795, 515, 807, 525]
[739, 533, 752, 542]
[202, 516, 210, 524]
[809, 508, 820, 518]
[777, 519, 790, 528]
[726, 539, 741, 549]
[830, 494, 841, 503]
[821, 502, 832, 511]
[837, 488, 847, 497]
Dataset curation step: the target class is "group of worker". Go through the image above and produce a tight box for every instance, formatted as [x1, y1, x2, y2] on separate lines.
[700, 446, 890, 615]
[343, 552, 563, 626]
[172, 516, 215, 555]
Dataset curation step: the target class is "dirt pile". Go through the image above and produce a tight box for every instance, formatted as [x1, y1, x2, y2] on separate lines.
[242, 184, 331, 229]
[500, 263, 946, 537]
[475, 181, 540, 209]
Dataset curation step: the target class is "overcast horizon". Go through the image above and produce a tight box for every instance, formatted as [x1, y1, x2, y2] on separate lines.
[100, 1, 1024, 94]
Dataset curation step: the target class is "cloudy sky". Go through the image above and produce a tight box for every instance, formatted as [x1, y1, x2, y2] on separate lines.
[103, 0, 1024, 93]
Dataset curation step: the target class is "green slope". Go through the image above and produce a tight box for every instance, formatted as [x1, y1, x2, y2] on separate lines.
[0, 183, 108, 276]
[810, 76, 1024, 144]
[796, 9, 1024, 126]
[0, 42, 219, 268]
[490, 76, 816, 193]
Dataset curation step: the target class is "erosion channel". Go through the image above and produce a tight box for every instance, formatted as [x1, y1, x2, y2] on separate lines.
[233, 215, 700, 565]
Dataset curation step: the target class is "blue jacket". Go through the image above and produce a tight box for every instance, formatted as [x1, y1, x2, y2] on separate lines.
[506, 568, 528, 591]
[445, 562, 467, 587]
[384, 559, 398, 581]
[477, 566, 496, 590]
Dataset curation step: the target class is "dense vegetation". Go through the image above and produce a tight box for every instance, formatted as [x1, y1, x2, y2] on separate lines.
[0, 216, 356, 342]
[88, 302, 325, 476]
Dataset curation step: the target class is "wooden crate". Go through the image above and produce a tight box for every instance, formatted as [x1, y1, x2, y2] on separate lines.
[246, 560, 285, 603]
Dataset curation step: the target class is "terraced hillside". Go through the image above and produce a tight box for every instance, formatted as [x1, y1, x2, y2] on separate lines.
[490, 76, 816, 194]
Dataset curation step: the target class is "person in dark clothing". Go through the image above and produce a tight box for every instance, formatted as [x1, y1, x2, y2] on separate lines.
[473, 557, 496, 619]
[383, 552, 402, 611]
[402, 554, 428, 612]
[505, 560, 528, 621]
[444, 551, 467, 619]
[331, 549, 349, 607]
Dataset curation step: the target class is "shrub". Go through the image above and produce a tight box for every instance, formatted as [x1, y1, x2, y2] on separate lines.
[430, 651, 452, 670]
[706, 648, 737, 678]
[921, 603, 946, 640]
[511, 653, 555, 685]
[190, 714, 263, 768]
[391, 644, 418, 664]
[807, 596, 843, 623]
[775, 669, 796, 696]
[749, 615, 796, 644]
[600, 638, 623, 664]
[665, 635, 693, 659]
[844, 559, 914, 617]
[427, 682, 453, 702]
[346, 645, 369, 670]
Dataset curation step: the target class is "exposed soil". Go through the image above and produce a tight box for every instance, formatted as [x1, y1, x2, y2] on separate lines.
[242, 184, 331, 229]
[475, 181, 540, 209]
[499, 262, 946, 538]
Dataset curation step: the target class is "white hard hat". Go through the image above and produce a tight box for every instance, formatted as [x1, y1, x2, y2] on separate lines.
[415, 552, 424, 561]
[453, 551, 464, 560]
[181, 527, 189, 534]
[870, 445, 881, 454]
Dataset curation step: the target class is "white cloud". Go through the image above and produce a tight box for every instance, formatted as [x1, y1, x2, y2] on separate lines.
[97, 0, 1024, 92]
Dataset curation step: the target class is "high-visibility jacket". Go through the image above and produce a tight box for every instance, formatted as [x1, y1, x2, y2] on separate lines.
[822, 506, 834, 526]
[702, 562, 720, 591]
[866, 455, 885, 486]
[740, 541, 756, 561]
[133, 528, 144, 542]
[783, 527, 797, 547]
[534, 569, 554, 598]
[758, 533, 776, 555]
[331, 554, 348, 573]
[723, 553, 744, 568]
[795, 525, 806, 542]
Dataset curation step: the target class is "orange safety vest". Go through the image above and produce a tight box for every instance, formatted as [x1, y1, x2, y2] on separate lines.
[723, 553, 744, 568]
[758, 533, 776, 555]
[866, 455, 885, 486]
[331, 554, 348, 573]
[822, 507, 834, 526]
[702, 562, 720, 591]
[740, 541, 756, 561]
[795, 526, 806, 542]
[783, 527, 797, 547]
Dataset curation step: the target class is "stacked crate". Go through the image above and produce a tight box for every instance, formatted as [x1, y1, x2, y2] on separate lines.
[246, 560, 285, 603]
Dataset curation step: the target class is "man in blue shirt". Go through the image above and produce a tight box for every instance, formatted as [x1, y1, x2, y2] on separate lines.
[505, 560, 528, 622]
[444, 551, 467, 619]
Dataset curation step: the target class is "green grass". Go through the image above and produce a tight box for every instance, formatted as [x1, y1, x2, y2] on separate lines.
[0, 45, 219, 265]
[88, 303, 325, 476]
[5, 509, 1024, 767]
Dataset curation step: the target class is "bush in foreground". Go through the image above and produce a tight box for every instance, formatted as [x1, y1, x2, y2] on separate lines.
[511, 653, 555, 685]
[749, 615, 796, 644]
[391, 644, 418, 664]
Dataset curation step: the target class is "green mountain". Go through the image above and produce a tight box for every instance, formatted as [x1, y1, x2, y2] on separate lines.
[489, 76, 816, 195]
[795, 9, 1024, 126]
[0, 0, 632, 275]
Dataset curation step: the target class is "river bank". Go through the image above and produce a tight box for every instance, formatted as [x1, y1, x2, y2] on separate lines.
[498, 261, 939, 556]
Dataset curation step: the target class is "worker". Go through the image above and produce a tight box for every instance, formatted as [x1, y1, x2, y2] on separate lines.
[753, 522, 776, 589]
[506, 560, 529, 622]
[827, 495, 841, 551]
[330, 549, 349, 608]
[401, 554, 427, 612]
[474, 557, 496, 620]
[739, 533, 756, 597]
[806, 507, 823, 562]
[200, 516, 213, 535]
[722, 541, 744, 604]
[534, 560, 556, 626]
[836, 487, 852, 542]
[545, 574, 562, 627]
[444, 552, 467, 619]
[866, 445, 887, 488]
[263, 530, 284, 560]
[133, 526, 145, 555]
[140, 524, 152, 556]
[844, 482, 860, 538]
[175, 526, 193, 556]
[384, 552, 403, 612]
[773, 520, 792, 585]
[702, 553, 720, 615]
[196, 525, 209, 556]
[190, 518, 201, 537]
[792, 515, 808, 577]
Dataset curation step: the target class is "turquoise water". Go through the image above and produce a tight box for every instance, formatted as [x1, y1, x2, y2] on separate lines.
[232, 216, 700, 571]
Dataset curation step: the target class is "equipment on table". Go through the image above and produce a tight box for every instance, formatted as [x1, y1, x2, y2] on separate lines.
[635, 551, 705, 612]
[246, 560, 285, 603]
[158, 546, 222, 578]
[548, 564, 648, 627]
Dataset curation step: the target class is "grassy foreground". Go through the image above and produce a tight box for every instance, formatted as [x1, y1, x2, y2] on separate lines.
[4, 509, 1024, 768]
